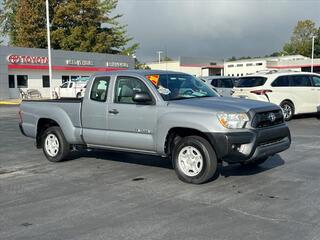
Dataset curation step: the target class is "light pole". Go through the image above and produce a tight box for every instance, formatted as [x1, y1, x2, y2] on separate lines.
[157, 51, 163, 64]
[46, 0, 53, 99]
[311, 36, 316, 73]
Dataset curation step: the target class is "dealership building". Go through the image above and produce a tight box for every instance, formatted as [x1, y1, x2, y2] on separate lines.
[224, 55, 320, 77]
[147, 56, 224, 77]
[0, 46, 134, 99]
[148, 55, 320, 77]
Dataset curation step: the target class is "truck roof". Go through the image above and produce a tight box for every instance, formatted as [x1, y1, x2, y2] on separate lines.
[93, 69, 189, 77]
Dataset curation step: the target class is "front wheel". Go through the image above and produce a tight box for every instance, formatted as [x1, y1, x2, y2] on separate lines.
[42, 126, 70, 162]
[172, 136, 217, 184]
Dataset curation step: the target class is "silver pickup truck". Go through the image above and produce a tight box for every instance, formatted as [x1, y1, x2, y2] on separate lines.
[19, 70, 291, 184]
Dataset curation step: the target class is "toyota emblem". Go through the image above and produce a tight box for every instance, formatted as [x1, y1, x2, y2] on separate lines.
[268, 112, 276, 122]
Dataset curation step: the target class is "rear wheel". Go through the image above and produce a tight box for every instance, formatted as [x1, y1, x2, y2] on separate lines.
[42, 126, 70, 162]
[280, 101, 294, 121]
[172, 136, 217, 184]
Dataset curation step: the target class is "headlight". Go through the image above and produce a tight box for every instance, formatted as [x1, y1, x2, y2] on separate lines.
[217, 112, 249, 129]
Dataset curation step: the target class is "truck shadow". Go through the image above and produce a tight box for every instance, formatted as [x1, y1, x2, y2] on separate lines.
[69, 150, 285, 180]
[293, 112, 320, 120]
[69, 149, 173, 169]
[219, 154, 285, 178]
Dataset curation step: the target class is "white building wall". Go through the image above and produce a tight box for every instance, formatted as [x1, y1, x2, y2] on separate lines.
[224, 60, 267, 76]
[8, 69, 96, 98]
[147, 61, 204, 76]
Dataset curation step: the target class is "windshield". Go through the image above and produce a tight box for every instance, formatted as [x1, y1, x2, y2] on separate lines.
[237, 77, 267, 88]
[146, 74, 219, 101]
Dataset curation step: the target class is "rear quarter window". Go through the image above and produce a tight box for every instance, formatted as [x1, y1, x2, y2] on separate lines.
[237, 77, 267, 87]
[289, 75, 312, 87]
[271, 76, 290, 87]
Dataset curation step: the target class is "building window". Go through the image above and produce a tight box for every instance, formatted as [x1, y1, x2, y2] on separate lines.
[246, 63, 253, 66]
[8, 75, 15, 88]
[227, 64, 234, 68]
[62, 75, 70, 83]
[241, 73, 244, 76]
[71, 76, 79, 81]
[17, 75, 28, 88]
[236, 64, 243, 67]
[42, 75, 50, 88]
[256, 62, 263, 66]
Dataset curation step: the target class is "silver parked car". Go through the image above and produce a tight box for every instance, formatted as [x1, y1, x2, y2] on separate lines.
[201, 76, 237, 96]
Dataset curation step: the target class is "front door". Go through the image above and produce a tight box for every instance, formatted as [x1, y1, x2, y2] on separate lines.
[81, 76, 111, 145]
[311, 75, 320, 112]
[289, 75, 318, 113]
[107, 76, 157, 151]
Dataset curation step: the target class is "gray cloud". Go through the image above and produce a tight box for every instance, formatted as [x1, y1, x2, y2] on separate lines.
[116, 0, 320, 61]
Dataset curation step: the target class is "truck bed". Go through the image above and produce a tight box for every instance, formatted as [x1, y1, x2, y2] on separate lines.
[21, 98, 83, 128]
[23, 98, 83, 103]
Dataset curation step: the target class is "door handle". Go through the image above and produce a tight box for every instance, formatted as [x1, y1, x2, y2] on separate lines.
[108, 109, 119, 114]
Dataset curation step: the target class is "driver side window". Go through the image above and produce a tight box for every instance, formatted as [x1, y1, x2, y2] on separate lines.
[114, 76, 150, 104]
[61, 83, 68, 88]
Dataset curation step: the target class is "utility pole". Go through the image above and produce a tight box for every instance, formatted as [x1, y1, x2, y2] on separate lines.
[157, 51, 163, 64]
[311, 36, 316, 72]
[311, 36, 316, 73]
[46, 0, 53, 99]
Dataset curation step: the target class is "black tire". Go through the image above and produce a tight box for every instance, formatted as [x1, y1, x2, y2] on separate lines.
[41, 126, 70, 162]
[280, 101, 295, 121]
[241, 157, 268, 166]
[172, 136, 217, 184]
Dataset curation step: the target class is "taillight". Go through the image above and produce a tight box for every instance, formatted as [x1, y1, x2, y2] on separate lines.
[250, 89, 272, 95]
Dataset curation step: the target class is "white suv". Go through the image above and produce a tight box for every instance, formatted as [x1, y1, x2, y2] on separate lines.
[232, 71, 320, 120]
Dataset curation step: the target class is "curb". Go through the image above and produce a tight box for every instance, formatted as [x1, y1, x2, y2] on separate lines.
[0, 101, 21, 105]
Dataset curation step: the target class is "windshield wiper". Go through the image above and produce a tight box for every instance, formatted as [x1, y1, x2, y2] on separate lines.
[169, 96, 193, 100]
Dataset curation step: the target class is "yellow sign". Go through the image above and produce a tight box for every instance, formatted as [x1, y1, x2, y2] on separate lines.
[146, 75, 160, 86]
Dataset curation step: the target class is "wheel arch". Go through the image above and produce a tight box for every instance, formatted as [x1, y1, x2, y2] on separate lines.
[36, 118, 60, 148]
[164, 127, 219, 161]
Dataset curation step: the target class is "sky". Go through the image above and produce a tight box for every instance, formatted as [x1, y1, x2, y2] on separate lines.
[116, 0, 320, 62]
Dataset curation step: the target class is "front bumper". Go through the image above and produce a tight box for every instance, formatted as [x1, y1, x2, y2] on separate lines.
[207, 123, 291, 163]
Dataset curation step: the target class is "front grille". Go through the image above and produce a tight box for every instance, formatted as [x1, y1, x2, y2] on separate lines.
[252, 110, 284, 128]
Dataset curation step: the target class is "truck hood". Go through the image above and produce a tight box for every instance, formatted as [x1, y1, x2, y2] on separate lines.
[168, 97, 279, 113]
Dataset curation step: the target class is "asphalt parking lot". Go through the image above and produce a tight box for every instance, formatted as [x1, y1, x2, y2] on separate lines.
[1, 106, 320, 240]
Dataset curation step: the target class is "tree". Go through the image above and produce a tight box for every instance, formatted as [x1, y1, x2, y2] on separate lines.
[228, 56, 237, 61]
[13, 1, 48, 48]
[283, 20, 318, 57]
[0, 0, 18, 45]
[162, 56, 173, 61]
[134, 58, 150, 70]
[0, 0, 138, 55]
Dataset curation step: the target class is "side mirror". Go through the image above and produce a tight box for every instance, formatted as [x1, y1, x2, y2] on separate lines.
[132, 92, 153, 103]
